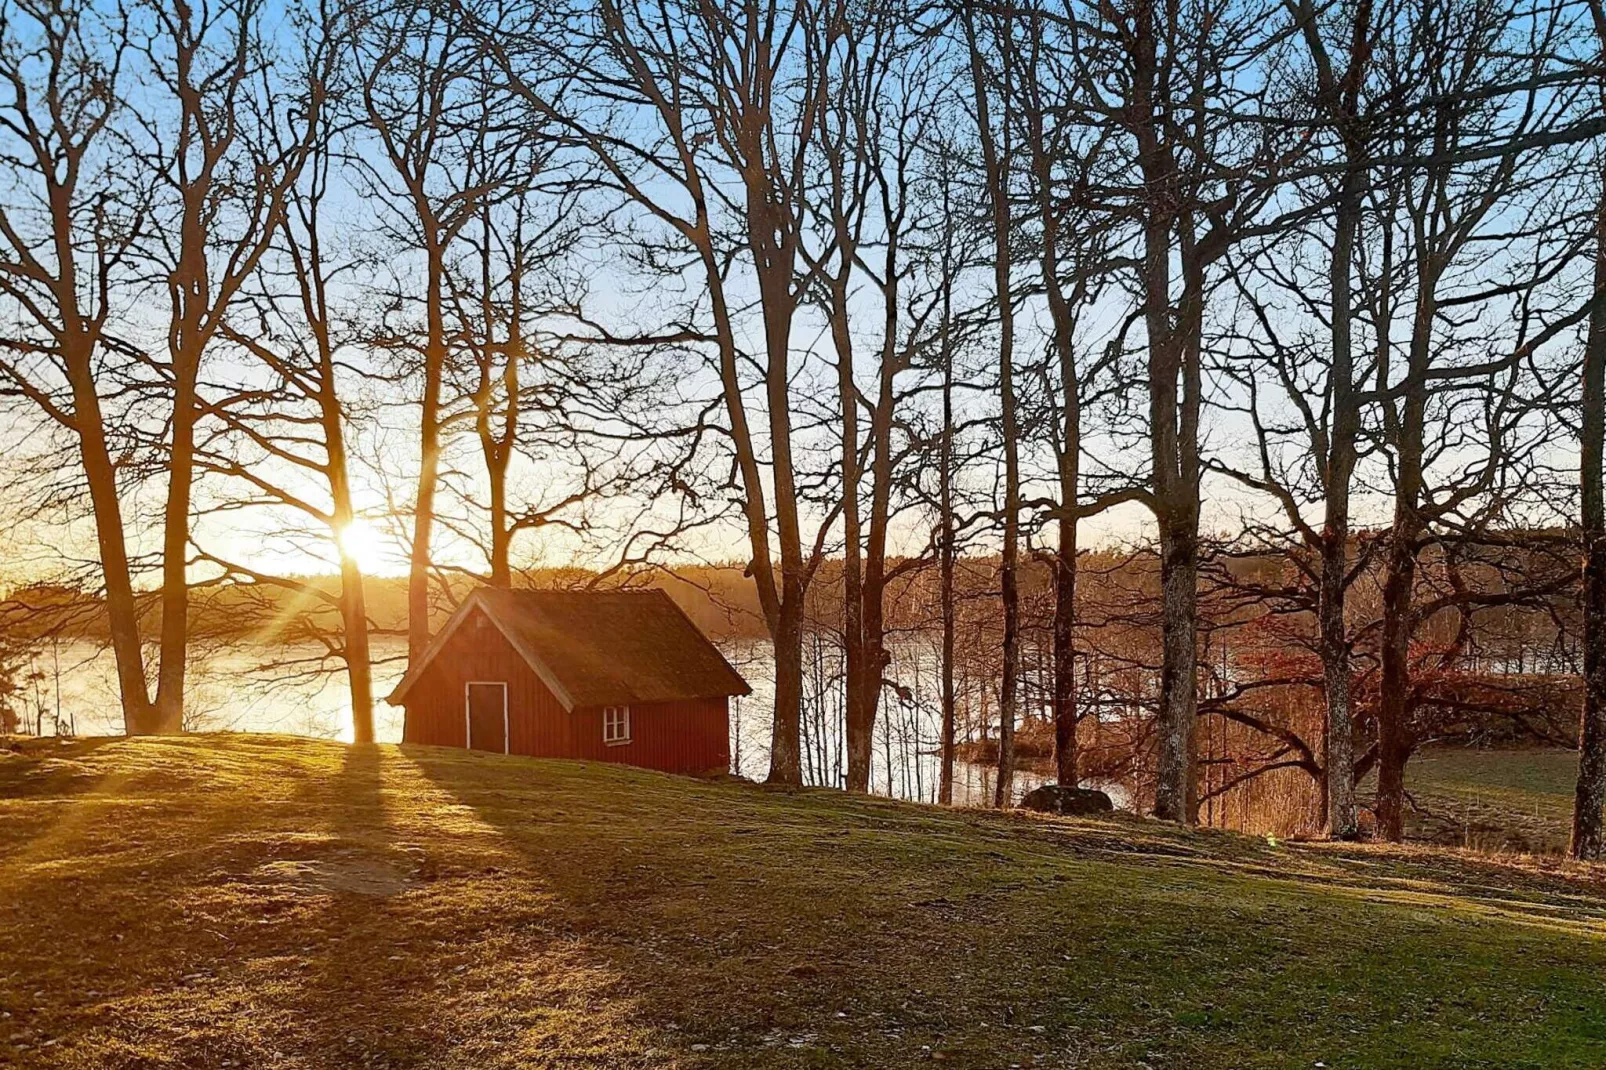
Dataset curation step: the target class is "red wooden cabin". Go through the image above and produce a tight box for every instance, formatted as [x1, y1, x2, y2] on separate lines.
[387, 588, 749, 775]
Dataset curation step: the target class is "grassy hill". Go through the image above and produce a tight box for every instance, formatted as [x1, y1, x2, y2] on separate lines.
[1397, 747, 1583, 855]
[4, 737, 1606, 1068]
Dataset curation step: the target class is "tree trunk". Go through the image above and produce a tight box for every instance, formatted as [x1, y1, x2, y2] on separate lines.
[1321, 164, 1364, 840]
[768, 591, 806, 786]
[996, 399, 1021, 809]
[1573, 184, 1606, 859]
[858, 298, 898, 795]
[409, 243, 446, 659]
[832, 276, 870, 792]
[937, 227, 958, 807]
[489, 466, 511, 588]
[1293, 0, 1372, 841]
[1375, 253, 1433, 842]
[340, 552, 375, 744]
[962, 5, 1019, 808]
[327, 393, 374, 744]
[66, 355, 155, 733]
[1154, 512, 1199, 821]
[1054, 518, 1078, 786]
[1148, 245, 1204, 825]
[758, 259, 806, 789]
[153, 341, 200, 735]
[1032, 111, 1080, 790]
[1376, 513, 1421, 842]
[484, 229, 520, 591]
[1131, 0, 1201, 824]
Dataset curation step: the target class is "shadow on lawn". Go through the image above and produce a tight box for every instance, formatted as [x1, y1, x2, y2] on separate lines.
[397, 745, 1017, 1066]
[259, 741, 483, 1068]
[270, 743, 684, 1068]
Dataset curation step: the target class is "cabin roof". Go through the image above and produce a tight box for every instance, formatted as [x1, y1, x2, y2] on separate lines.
[386, 588, 751, 710]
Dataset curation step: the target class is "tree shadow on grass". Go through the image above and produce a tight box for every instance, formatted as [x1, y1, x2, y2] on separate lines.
[245, 741, 677, 1069]
[396, 745, 1054, 1068]
[1, 736, 692, 1069]
[399, 743, 1606, 1070]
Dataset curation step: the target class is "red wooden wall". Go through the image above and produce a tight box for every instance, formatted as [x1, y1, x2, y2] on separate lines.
[400, 608, 731, 775]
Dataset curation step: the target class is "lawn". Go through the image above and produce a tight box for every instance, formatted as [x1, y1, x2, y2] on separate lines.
[1399, 747, 1584, 854]
[3, 735, 1606, 1069]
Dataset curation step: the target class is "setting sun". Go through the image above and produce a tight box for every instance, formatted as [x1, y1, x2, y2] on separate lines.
[335, 519, 385, 573]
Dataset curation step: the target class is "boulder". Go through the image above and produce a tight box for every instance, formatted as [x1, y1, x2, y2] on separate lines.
[1018, 784, 1114, 817]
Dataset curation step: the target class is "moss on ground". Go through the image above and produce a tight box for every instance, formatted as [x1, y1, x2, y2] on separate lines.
[3, 735, 1606, 1068]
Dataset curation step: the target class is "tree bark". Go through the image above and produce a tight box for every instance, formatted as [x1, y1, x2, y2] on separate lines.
[1375, 284, 1431, 843]
[937, 208, 958, 807]
[409, 242, 446, 659]
[326, 373, 374, 744]
[1289, 0, 1371, 841]
[1319, 161, 1362, 840]
[153, 362, 198, 734]
[1029, 83, 1081, 790]
[1130, 0, 1201, 824]
[769, 589, 806, 786]
[963, 5, 1019, 808]
[1573, 183, 1606, 859]
[66, 352, 156, 733]
[830, 269, 869, 791]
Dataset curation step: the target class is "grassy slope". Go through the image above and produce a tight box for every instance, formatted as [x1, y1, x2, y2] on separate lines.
[3, 737, 1606, 1069]
[1400, 748, 1582, 855]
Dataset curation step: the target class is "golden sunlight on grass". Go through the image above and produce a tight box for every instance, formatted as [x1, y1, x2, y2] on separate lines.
[4, 735, 1606, 1068]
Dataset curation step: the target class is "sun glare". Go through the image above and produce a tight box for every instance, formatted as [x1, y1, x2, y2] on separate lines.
[336, 520, 385, 573]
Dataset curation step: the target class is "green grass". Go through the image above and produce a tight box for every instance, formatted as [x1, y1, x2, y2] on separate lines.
[1400, 747, 1584, 854]
[4, 735, 1606, 1068]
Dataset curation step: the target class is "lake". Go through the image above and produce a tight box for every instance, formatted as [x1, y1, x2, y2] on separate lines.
[11, 636, 1064, 808]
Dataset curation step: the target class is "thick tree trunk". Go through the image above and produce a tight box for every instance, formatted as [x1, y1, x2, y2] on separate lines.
[758, 260, 806, 789]
[340, 553, 375, 743]
[1035, 131, 1080, 790]
[1375, 262, 1432, 842]
[1148, 250, 1204, 825]
[1154, 513, 1200, 821]
[767, 592, 806, 786]
[1376, 512, 1421, 842]
[152, 349, 199, 735]
[1318, 567, 1358, 837]
[858, 330, 897, 794]
[1321, 164, 1363, 840]
[485, 279, 520, 590]
[67, 358, 155, 733]
[939, 533, 957, 804]
[488, 467, 511, 588]
[326, 394, 374, 743]
[1130, 0, 1202, 824]
[1054, 519, 1078, 786]
[1573, 187, 1606, 859]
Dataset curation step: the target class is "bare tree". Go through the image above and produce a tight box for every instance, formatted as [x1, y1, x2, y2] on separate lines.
[1367, 0, 1584, 839]
[1574, 180, 1606, 854]
[128, 0, 318, 730]
[960, 1, 1023, 807]
[349, 0, 497, 659]
[0, 0, 155, 731]
[201, 7, 378, 741]
[486, 0, 849, 785]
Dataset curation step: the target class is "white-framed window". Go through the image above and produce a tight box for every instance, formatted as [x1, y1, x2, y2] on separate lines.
[603, 705, 631, 745]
